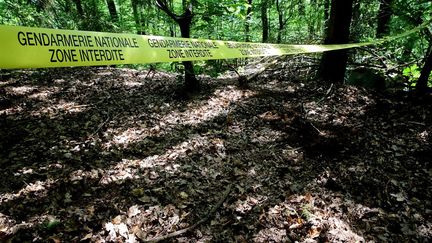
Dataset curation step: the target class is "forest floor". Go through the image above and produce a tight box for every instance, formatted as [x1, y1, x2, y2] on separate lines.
[0, 58, 431, 242]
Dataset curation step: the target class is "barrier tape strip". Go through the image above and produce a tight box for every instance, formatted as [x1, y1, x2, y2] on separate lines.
[0, 21, 430, 69]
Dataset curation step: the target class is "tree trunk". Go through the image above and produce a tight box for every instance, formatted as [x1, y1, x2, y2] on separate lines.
[178, 12, 199, 91]
[156, 0, 199, 92]
[318, 0, 354, 82]
[276, 0, 283, 43]
[376, 0, 393, 38]
[170, 24, 176, 37]
[323, 0, 330, 36]
[245, 0, 253, 42]
[261, 0, 269, 43]
[297, 0, 306, 16]
[139, 4, 147, 34]
[64, 0, 72, 12]
[308, 0, 317, 40]
[131, 0, 144, 34]
[350, 0, 361, 42]
[73, 0, 84, 17]
[106, 0, 118, 22]
[416, 43, 432, 93]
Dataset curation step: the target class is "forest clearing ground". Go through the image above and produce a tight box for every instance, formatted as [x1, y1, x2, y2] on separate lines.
[0, 62, 431, 242]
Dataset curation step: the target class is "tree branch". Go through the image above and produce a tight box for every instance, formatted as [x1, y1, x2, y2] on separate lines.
[155, 0, 180, 22]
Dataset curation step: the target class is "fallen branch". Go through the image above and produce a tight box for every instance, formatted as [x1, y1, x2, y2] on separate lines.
[245, 57, 279, 82]
[139, 184, 232, 243]
[90, 114, 119, 137]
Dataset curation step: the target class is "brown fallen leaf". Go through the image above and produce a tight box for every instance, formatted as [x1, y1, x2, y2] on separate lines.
[80, 233, 92, 241]
[48, 236, 61, 243]
[308, 226, 321, 239]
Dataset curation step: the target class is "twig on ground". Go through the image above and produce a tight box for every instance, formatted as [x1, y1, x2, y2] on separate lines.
[407, 121, 426, 126]
[139, 184, 233, 243]
[318, 83, 334, 103]
[90, 114, 118, 137]
[309, 122, 323, 135]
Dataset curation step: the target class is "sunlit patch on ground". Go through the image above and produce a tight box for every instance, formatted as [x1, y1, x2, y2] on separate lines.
[0, 106, 24, 115]
[5, 85, 37, 96]
[28, 87, 60, 101]
[250, 127, 284, 143]
[122, 80, 144, 87]
[100, 134, 210, 185]
[97, 204, 190, 242]
[104, 85, 255, 148]
[30, 101, 90, 117]
[0, 179, 57, 204]
[253, 192, 365, 242]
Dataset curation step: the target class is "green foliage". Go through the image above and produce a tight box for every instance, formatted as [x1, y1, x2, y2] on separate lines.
[41, 217, 61, 231]
[300, 203, 312, 221]
[0, 0, 430, 85]
[402, 64, 432, 88]
[403, 64, 421, 84]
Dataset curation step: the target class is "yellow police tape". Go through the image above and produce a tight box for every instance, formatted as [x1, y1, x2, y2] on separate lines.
[0, 22, 429, 69]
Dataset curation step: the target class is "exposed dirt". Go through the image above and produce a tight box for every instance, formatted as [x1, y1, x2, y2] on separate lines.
[0, 61, 431, 242]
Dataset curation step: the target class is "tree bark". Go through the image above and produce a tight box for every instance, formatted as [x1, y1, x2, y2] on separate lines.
[131, 0, 144, 34]
[245, 0, 253, 42]
[276, 0, 283, 43]
[298, 0, 306, 16]
[177, 9, 198, 91]
[318, 0, 354, 82]
[308, 0, 317, 40]
[261, 0, 269, 43]
[106, 0, 118, 22]
[156, 0, 199, 92]
[73, 0, 84, 18]
[376, 0, 393, 38]
[64, 0, 72, 12]
[416, 43, 432, 93]
[350, 0, 361, 42]
[323, 0, 330, 36]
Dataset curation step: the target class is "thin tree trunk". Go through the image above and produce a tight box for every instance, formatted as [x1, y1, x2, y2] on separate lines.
[245, 0, 253, 42]
[308, 0, 317, 40]
[64, 0, 72, 12]
[298, 0, 305, 16]
[139, 5, 147, 34]
[323, 0, 330, 37]
[350, 0, 361, 42]
[318, 0, 354, 82]
[178, 15, 199, 91]
[156, 0, 199, 92]
[376, 0, 393, 38]
[170, 24, 175, 37]
[73, 0, 84, 18]
[276, 0, 283, 43]
[106, 0, 118, 22]
[261, 0, 269, 43]
[416, 42, 432, 93]
[131, 0, 143, 34]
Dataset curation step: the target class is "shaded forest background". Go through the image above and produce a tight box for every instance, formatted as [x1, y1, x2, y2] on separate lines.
[0, 0, 431, 92]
